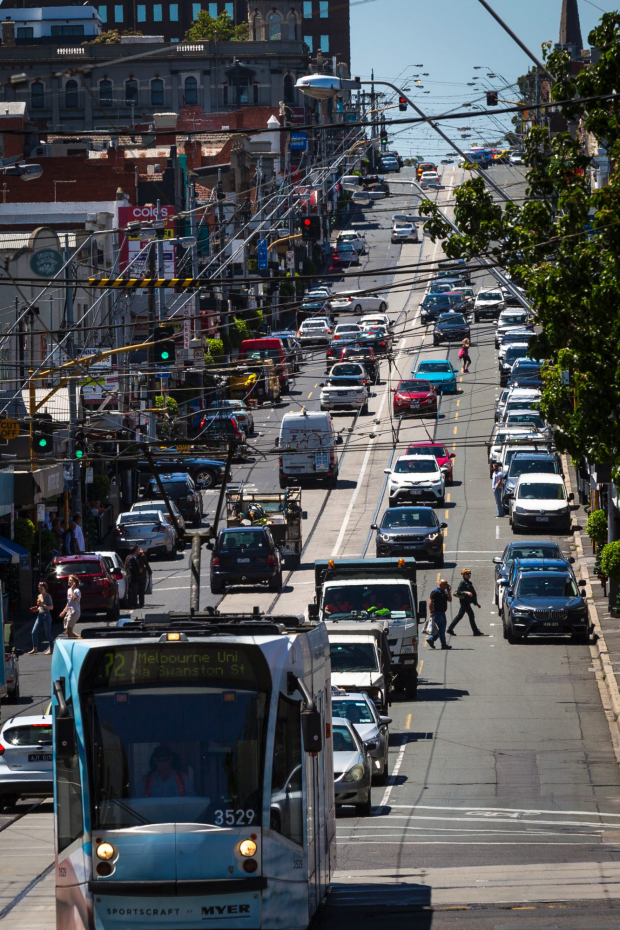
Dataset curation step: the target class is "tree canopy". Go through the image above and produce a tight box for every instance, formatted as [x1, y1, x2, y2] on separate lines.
[184, 10, 248, 42]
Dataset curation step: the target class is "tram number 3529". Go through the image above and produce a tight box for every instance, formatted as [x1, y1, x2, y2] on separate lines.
[214, 809, 256, 826]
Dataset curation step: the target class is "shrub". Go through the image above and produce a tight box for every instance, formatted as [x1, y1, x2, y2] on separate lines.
[14, 517, 35, 551]
[91, 474, 111, 502]
[586, 509, 608, 547]
[600, 541, 620, 580]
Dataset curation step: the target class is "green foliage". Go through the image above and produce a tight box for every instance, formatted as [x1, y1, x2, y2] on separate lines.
[91, 474, 111, 502]
[586, 509, 608, 547]
[14, 517, 35, 551]
[230, 317, 249, 349]
[40, 527, 57, 557]
[601, 540, 620, 580]
[418, 11, 620, 471]
[184, 10, 248, 41]
[155, 394, 179, 416]
[206, 338, 225, 363]
[86, 29, 143, 44]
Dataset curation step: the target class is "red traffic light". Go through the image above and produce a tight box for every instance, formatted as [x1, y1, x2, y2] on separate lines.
[398, 96, 407, 112]
[303, 218, 312, 226]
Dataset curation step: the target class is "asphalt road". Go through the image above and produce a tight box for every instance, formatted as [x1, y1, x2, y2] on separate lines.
[3, 165, 620, 928]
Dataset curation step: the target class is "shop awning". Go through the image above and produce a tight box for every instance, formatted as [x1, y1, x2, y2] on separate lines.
[0, 536, 30, 566]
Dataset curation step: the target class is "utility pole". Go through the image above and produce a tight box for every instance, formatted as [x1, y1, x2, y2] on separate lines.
[155, 200, 165, 322]
[64, 235, 82, 517]
[216, 168, 229, 363]
[146, 239, 157, 444]
[370, 70, 376, 173]
[187, 179, 204, 412]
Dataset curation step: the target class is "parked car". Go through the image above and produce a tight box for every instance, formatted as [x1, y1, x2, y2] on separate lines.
[392, 379, 438, 418]
[90, 550, 128, 605]
[406, 441, 456, 483]
[413, 359, 458, 394]
[143, 472, 204, 526]
[492, 540, 569, 606]
[510, 152, 523, 165]
[332, 717, 373, 815]
[502, 570, 589, 643]
[433, 312, 470, 345]
[196, 413, 248, 449]
[495, 387, 541, 422]
[391, 223, 418, 243]
[206, 400, 254, 436]
[474, 288, 505, 321]
[298, 318, 332, 346]
[500, 345, 536, 385]
[270, 331, 303, 372]
[497, 330, 535, 362]
[131, 499, 186, 534]
[503, 410, 548, 432]
[372, 505, 446, 565]
[44, 555, 119, 621]
[501, 452, 563, 509]
[210, 526, 283, 594]
[498, 397, 542, 425]
[0, 714, 53, 809]
[495, 309, 534, 347]
[332, 691, 391, 784]
[115, 510, 176, 560]
[385, 455, 446, 506]
[509, 473, 573, 534]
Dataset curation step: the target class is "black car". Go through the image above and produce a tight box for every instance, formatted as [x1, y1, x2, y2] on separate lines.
[502, 570, 589, 643]
[433, 313, 471, 345]
[327, 345, 380, 383]
[372, 506, 446, 565]
[358, 327, 392, 356]
[437, 258, 472, 284]
[420, 294, 455, 323]
[492, 540, 570, 606]
[500, 346, 536, 385]
[501, 452, 563, 509]
[210, 526, 283, 594]
[137, 455, 226, 490]
[143, 472, 204, 526]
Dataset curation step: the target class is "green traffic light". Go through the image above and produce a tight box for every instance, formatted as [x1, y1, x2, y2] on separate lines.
[160, 350, 170, 360]
[76, 449, 84, 459]
[37, 438, 48, 449]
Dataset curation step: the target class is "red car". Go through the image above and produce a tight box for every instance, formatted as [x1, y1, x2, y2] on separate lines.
[406, 441, 456, 484]
[392, 379, 438, 417]
[44, 555, 120, 622]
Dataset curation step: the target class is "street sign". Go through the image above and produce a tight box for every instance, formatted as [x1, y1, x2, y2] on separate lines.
[159, 372, 171, 379]
[37, 503, 46, 523]
[85, 467, 94, 484]
[0, 419, 19, 440]
[257, 238, 269, 271]
[286, 250, 295, 273]
[290, 132, 308, 151]
[176, 444, 190, 454]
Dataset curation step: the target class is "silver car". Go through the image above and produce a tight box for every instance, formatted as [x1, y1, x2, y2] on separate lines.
[115, 510, 176, 559]
[131, 500, 186, 550]
[332, 691, 392, 785]
[332, 717, 373, 815]
[0, 714, 53, 809]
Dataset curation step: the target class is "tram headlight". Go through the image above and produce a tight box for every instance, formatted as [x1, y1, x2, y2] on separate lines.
[342, 764, 365, 783]
[239, 839, 257, 858]
[96, 842, 116, 861]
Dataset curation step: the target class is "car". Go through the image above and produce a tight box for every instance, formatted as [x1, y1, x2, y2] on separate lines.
[298, 318, 332, 346]
[136, 455, 226, 491]
[497, 330, 535, 362]
[502, 570, 589, 643]
[320, 374, 369, 413]
[509, 358, 543, 382]
[433, 312, 471, 345]
[210, 525, 283, 594]
[206, 400, 254, 436]
[327, 345, 380, 383]
[131, 498, 186, 536]
[420, 170, 441, 189]
[495, 309, 534, 347]
[391, 223, 418, 243]
[448, 286, 475, 313]
[358, 326, 392, 356]
[385, 455, 445, 506]
[333, 241, 361, 266]
[332, 716, 373, 815]
[487, 427, 548, 473]
[372, 505, 446, 565]
[392, 379, 438, 418]
[498, 397, 542, 425]
[336, 230, 367, 254]
[300, 297, 330, 319]
[115, 510, 176, 560]
[509, 152, 523, 165]
[420, 293, 456, 323]
[332, 691, 392, 784]
[44, 555, 119, 621]
[500, 346, 536, 385]
[498, 440, 554, 477]
[406, 441, 456, 483]
[495, 387, 541, 422]
[429, 281, 455, 296]
[414, 359, 458, 394]
[196, 413, 248, 449]
[503, 410, 548, 432]
[437, 258, 472, 284]
[330, 361, 372, 385]
[501, 452, 563, 509]
[332, 323, 362, 345]
[269, 331, 303, 372]
[493, 540, 570, 606]
[143, 472, 204, 526]
[89, 550, 128, 605]
[506, 557, 577, 595]
[416, 161, 437, 180]
[330, 293, 388, 314]
[509, 473, 573, 534]
[359, 313, 392, 330]
[474, 288, 505, 321]
[0, 714, 53, 809]
[307, 286, 333, 298]
[380, 156, 401, 173]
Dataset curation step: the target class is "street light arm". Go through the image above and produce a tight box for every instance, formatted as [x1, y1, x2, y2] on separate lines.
[475, 0, 556, 83]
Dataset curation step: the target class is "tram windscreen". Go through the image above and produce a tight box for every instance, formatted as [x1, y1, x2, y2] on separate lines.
[81, 644, 270, 829]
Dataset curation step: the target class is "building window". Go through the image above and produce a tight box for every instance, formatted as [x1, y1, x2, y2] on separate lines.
[253, 82, 259, 104]
[224, 1, 233, 16]
[31, 81, 44, 109]
[222, 83, 228, 106]
[319, 0, 328, 16]
[153, 3, 162, 19]
[169, 3, 178, 20]
[184, 76, 198, 105]
[208, 2, 217, 16]
[283, 73, 294, 104]
[125, 78, 138, 104]
[99, 4, 107, 22]
[16, 26, 33, 38]
[99, 79, 112, 106]
[65, 79, 79, 108]
[268, 12, 281, 40]
[114, 4, 123, 21]
[192, 2, 200, 19]
[137, 4, 146, 20]
[303, 34, 312, 51]
[320, 34, 329, 52]
[303, 0, 312, 16]
[151, 78, 164, 106]
[51, 24, 85, 35]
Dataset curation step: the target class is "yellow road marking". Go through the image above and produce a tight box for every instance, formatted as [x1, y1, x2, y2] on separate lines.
[459, 376, 463, 382]
[444, 528, 448, 537]
[456, 399, 460, 407]
[444, 510, 449, 520]
[308, 392, 313, 399]
[436, 572, 441, 582]
[417, 661, 423, 677]
[452, 443, 456, 450]
[453, 426, 458, 435]
[446, 493, 451, 502]
[454, 412, 459, 420]
[405, 713, 412, 729]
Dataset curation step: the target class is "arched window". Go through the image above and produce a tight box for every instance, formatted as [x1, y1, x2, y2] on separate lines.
[283, 73, 294, 104]
[99, 79, 113, 107]
[287, 11, 298, 40]
[31, 81, 44, 109]
[268, 11, 282, 40]
[151, 78, 164, 106]
[252, 12, 262, 40]
[65, 79, 78, 108]
[125, 79, 138, 105]
[184, 76, 198, 106]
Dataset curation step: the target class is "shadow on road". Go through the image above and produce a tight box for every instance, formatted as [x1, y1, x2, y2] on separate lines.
[311, 883, 433, 930]
[417, 686, 470, 702]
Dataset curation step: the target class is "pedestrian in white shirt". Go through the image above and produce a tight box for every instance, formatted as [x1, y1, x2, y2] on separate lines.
[73, 514, 85, 553]
[492, 462, 505, 517]
[59, 575, 81, 638]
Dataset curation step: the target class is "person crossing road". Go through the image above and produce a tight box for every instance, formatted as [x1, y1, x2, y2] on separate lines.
[448, 569, 483, 636]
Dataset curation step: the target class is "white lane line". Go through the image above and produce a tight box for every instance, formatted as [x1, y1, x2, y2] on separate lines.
[338, 829, 603, 839]
[334, 840, 604, 846]
[390, 803, 620, 819]
[379, 737, 408, 808]
[344, 813, 619, 830]
[496, 524, 500, 539]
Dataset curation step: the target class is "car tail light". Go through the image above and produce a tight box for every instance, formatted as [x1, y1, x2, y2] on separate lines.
[115, 528, 122, 536]
[113, 570, 123, 580]
[0, 744, 4, 755]
[267, 553, 276, 565]
[211, 555, 220, 568]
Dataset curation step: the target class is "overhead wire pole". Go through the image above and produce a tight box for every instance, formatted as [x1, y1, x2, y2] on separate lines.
[64, 234, 82, 517]
[475, 0, 556, 82]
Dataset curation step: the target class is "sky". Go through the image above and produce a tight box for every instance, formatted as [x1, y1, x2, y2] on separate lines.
[349, 0, 604, 159]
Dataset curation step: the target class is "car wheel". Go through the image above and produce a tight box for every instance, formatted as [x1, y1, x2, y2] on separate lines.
[0, 795, 16, 812]
[106, 601, 120, 623]
[474, 314, 480, 323]
[434, 553, 445, 568]
[356, 786, 372, 817]
[194, 469, 215, 489]
[361, 403, 369, 415]
[437, 495, 445, 507]
[433, 337, 440, 346]
[211, 579, 225, 595]
[279, 477, 287, 489]
[502, 620, 508, 639]
[380, 302, 387, 312]
[507, 623, 522, 644]
[354, 304, 363, 313]
[268, 570, 283, 592]
[572, 632, 590, 644]
[192, 514, 201, 528]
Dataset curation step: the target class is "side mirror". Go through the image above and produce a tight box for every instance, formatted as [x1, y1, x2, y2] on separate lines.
[371, 393, 377, 398]
[450, 452, 456, 458]
[14, 648, 24, 658]
[492, 556, 502, 564]
[301, 709, 323, 753]
[441, 522, 448, 528]
[206, 540, 214, 551]
[379, 716, 393, 726]
[499, 579, 510, 586]
[390, 388, 396, 393]
[308, 603, 319, 620]
[384, 468, 391, 475]
[364, 740, 378, 752]
[371, 523, 378, 530]
[418, 601, 427, 621]
[275, 437, 280, 448]
[302, 511, 308, 520]
[320, 382, 325, 388]
[568, 492, 574, 501]
[568, 556, 575, 564]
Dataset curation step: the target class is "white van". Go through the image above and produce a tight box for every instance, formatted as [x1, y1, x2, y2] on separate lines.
[278, 409, 339, 488]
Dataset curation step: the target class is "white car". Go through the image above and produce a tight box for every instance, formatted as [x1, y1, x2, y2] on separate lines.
[488, 428, 547, 471]
[495, 309, 533, 347]
[298, 319, 332, 346]
[332, 294, 388, 314]
[509, 473, 573, 534]
[509, 152, 523, 165]
[498, 329, 535, 362]
[474, 288, 505, 321]
[359, 313, 392, 330]
[333, 323, 362, 345]
[320, 374, 369, 413]
[391, 223, 419, 243]
[91, 550, 128, 605]
[420, 171, 441, 189]
[132, 499, 186, 536]
[496, 388, 541, 422]
[337, 231, 367, 254]
[385, 455, 445, 506]
[0, 714, 53, 809]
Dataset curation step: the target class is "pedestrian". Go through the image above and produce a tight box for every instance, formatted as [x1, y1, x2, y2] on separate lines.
[52, 518, 64, 554]
[125, 545, 140, 609]
[59, 575, 81, 639]
[28, 581, 54, 654]
[448, 569, 483, 636]
[459, 338, 471, 373]
[137, 548, 152, 609]
[64, 520, 78, 555]
[492, 462, 505, 517]
[426, 579, 452, 650]
[73, 514, 85, 553]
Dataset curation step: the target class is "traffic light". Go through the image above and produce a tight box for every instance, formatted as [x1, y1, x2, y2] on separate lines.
[301, 216, 321, 241]
[381, 129, 388, 145]
[153, 325, 176, 365]
[398, 96, 407, 112]
[33, 415, 53, 453]
[74, 429, 87, 460]
[486, 91, 498, 107]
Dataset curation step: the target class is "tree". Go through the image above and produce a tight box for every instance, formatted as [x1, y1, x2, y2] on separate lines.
[86, 29, 143, 44]
[184, 10, 248, 42]
[418, 12, 620, 473]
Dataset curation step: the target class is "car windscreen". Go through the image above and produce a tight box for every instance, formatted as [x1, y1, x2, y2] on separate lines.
[407, 445, 448, 458]
[394, 459, 438, 473]
[501, 314, 528, 326]
[332, 365, 363, 376]
[323, 583, 413, 618]
[53, 560, 103, 576]
[332, 724, 358, 753]
[516, 576, 579, 598]
[418, 362, 452, 373]
[506, 544, 563, 564]
[438, 315, 466, 325]
[506, 414, 545, 428]
[399, 381, 432, 392]
[480, 292, 503, 301]
[245, 348, 279, 361]
[509, 459, 557, 477]
[219, 531, 266, 550]
[330, 642, 379, 673]
[423, 296, 450, 307]
[152, 481, 190, 496]
[517, 482, 566, 500]
[332, 701, 375, 724]
[505, 346, 530, 362]
[381, 508, 436, 528]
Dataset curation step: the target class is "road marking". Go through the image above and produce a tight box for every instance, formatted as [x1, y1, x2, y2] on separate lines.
[456, 399, 460, 407]
[379, 737, 408, 808]
[454, 412, 459, 419]
[459, 376, 463, 383]
[314, 383, 318, 387]
[452, 443, 456, 450]
[446, 493, 451, 502]
[417, 660, 423, 676]
[453, 426, 458, 435]
[444, 510, 449, 520]
[444, 528, 448, 537]
[496, 525, 500, 539]
[436, 572, 441, 582]
[405, 713, 412, 729]
[390, 804, 620, 819]
[308, 392, 313, 399]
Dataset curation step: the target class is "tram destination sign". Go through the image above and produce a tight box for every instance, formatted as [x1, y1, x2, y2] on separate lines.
[89, 644, 266, 687]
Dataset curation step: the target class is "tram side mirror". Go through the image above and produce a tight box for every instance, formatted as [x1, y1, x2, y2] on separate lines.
[55, 715, 76, 763]
[418, 601, 427, 622]
[308, 603, 319, 620]
[301, 710, 323, 753]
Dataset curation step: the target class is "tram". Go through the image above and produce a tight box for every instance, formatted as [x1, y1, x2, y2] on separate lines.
[52, 613, 335, 930]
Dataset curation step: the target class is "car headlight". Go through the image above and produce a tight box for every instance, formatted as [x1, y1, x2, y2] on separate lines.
[401, 645, 415, 654]
[556, 505, 569, 514]
[512, 608, 531, 617]
[427, 532, 440, 541]
[515, 506, 528, 514]
[380, 534, 392, 542]
[342, 763, 365, 783]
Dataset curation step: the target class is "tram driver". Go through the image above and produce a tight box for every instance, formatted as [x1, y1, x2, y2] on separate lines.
[141, 745, 196, 798]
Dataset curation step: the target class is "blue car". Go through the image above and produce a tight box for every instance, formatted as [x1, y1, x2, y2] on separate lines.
[501, 570, 589, 643]
[492, 540, 569, 606]
[414, 359, 458, 394]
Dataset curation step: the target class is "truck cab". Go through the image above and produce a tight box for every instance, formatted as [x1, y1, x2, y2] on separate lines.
[325, 621, 392, 713]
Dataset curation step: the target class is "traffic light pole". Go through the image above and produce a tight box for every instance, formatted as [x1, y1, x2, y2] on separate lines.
[147, 240, 157, 443]
[64, 235, 82, 517]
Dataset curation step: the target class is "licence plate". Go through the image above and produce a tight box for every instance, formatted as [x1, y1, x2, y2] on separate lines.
[543, 622, 559, 627]
[237, 558, 251, 563]
[536, 516, 549, 522]
[410, 402, 420, 407]
[28, 753, 52, 762]
[410, 490, 423, 495]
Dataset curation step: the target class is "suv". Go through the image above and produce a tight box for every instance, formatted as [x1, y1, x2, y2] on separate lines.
[210, 526, 283, 593]
[372, 505, 446, 565]
[143, 472, 204, 527]
[206, 400, 254, 436]
[298, 318, 332, 346]
[420, 293, 455, 323]
[137, 455, 226, 491]
[433, 312, 470, 345]
[509, 473, 573, 534]
[502, 571, 589, 643]
[270, 331, 303, 372]
[501, 452, 562, 509]
[0, 715, 53, 809]
[327, 345, 380, 383]
[386, 455, 445, 506]
[44, 555, 119, 621]
[474, 288, 505, 321]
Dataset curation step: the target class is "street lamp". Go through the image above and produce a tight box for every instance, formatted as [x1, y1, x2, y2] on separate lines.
[0, 163, 43, 180]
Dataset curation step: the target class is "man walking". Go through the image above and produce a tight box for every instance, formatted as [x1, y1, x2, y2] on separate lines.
[137, 548, 152, 609]
[492, 462, 505, 517]
[448, 569, 483, 636]
[427, 579, 452, 650]
[124, 545, 140, 609]
[73, 514, 85, 553]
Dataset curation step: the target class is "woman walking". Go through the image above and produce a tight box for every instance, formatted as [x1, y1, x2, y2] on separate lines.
[460, 337, 471, 373]
[28, 581, 54, 654]
[59, 575, 81, 639]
